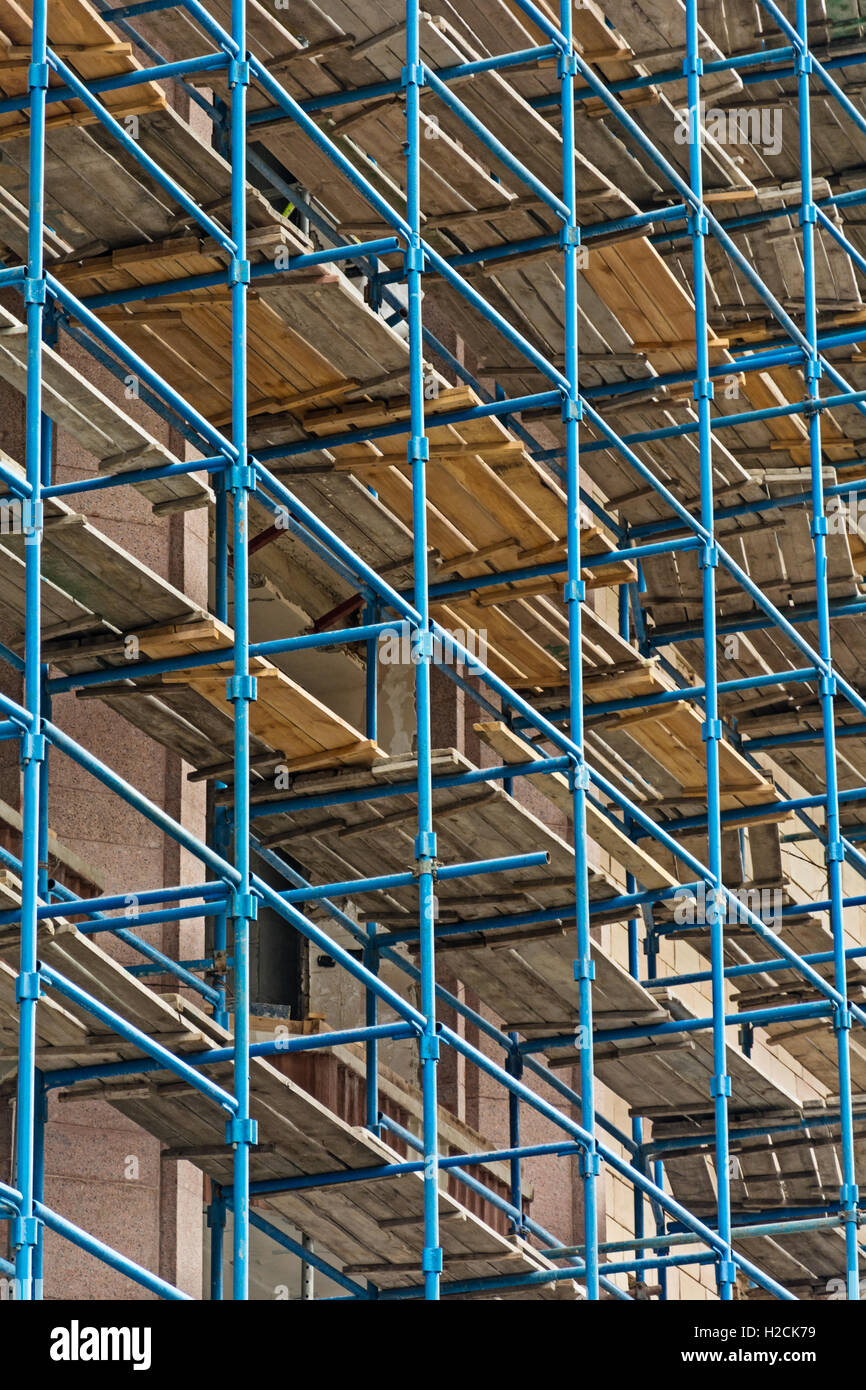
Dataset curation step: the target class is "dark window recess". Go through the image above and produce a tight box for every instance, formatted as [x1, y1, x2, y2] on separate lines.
[206, 792, 309, 1020]
[249, 855, 309, 1017]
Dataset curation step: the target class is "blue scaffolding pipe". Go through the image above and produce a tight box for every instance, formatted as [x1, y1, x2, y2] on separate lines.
[36, 1201, 190, 1300]
[251, 832, 636, 1153]
[521, 1000, 831, 1054]
[43, 1023, 417, 1090]
[11, 0, 866, 1302]
[0, 51, 228, 117]
[73, 238, 401, 313]
[277, 851, 549, 906]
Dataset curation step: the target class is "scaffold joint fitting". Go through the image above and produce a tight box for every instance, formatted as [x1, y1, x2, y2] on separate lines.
[414, 830, 437, 860]
[422, 1246, 443, 1273]
[24, 279, 46, 307]
[225, 674, 257, 703]
[15, 971, 42, 1003]
[404, 243, 426, 275]
[573, 957, 595, 982]
[710, 1073, 731, 1097]
[226, 1116, 258, 1147]
[231, 891, 258, 922]
[408, 434, 429, 463]
[840, 1183, 859, 1210]
[12, 1215, 40, 1249]
[228, 59, 249, 88]
[579, 1149, 601, 1177]
[226, 459, 255, 492]
[833, 1004, 853, 1032]
[19, 732, 45, 766]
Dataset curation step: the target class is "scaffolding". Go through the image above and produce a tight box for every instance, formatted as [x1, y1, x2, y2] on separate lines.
[2, 0, 866, 1300]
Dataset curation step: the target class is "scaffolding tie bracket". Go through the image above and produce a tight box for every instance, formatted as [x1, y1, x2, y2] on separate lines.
[568, 761, 590, 792]
[28, 62, 49, 90]
[11, 1215, 40, 1250]
[19, 731, 46, 766]
[422, 1245, 443, 1273]
[404, 242, 427, 276]
[414, 831, 438, 861]
[687, 210, 709, 238]
[226, 1116, 258, 1147]
[24, 278, 46, 306]
[408, 433, 429, 463]
[840, 1183, 860, 1212]
[227, 459, 256, 493]
[804, 354, 822, 385]
[226, 674, 257, 704]
[15, 970, 42, 1003]
[710, 1073, 731, 1098]
[833, 1004, 853, 1032]
[228, 257, 250, 286]
[230, 890, 259, 922]
[579, 1149, 600, 1178]
[401, 63, 425, 88]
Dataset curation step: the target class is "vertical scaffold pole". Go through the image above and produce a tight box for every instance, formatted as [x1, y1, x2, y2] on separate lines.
[226, 0, 257, 1301]
[795, 0, 860, 1299]
[559, 0, 599, 1300]
[404, 0, 441, 1301]
[208, 1184, 225, 1301]
[14, 0, 48, 1304]
[684, 0, 734, 1301]
[364, 922, 380, 1135]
